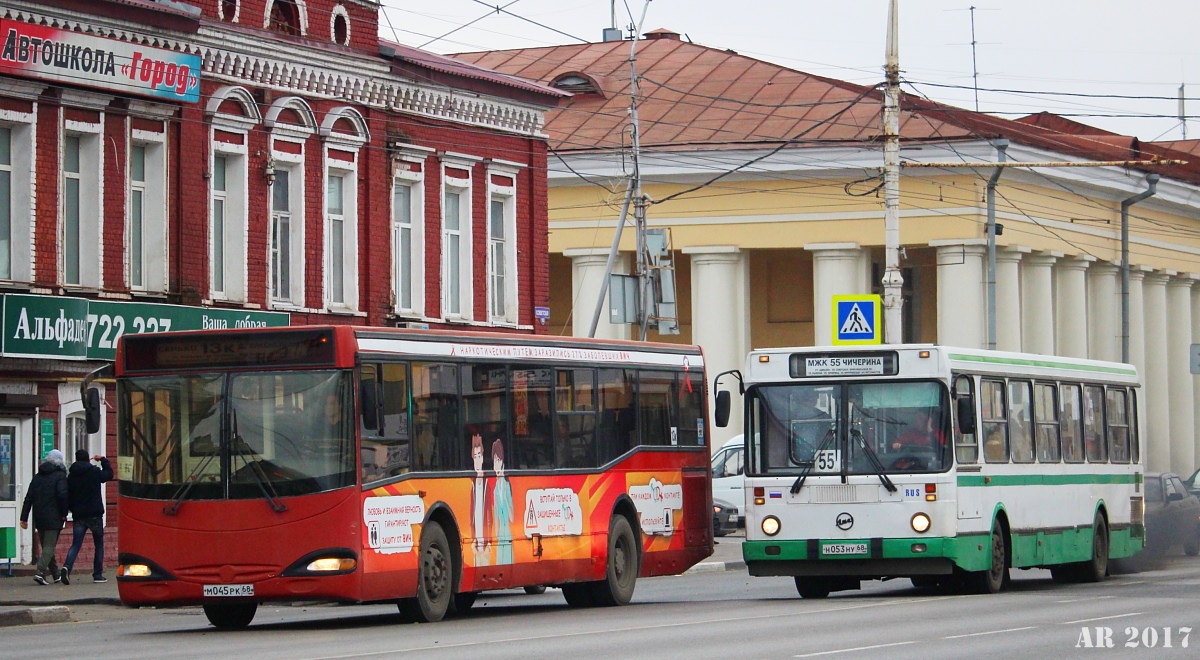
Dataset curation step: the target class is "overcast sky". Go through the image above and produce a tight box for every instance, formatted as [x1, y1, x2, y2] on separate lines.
[379, 0, 1200, 142]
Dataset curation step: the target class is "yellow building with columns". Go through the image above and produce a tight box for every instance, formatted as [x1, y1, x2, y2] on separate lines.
[458, 31, 1200, 475]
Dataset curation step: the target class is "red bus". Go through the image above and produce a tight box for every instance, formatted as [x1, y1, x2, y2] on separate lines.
[100, 326, 712, 628]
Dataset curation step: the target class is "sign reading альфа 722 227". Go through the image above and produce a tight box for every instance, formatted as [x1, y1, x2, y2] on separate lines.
[1, 294, 289, 361]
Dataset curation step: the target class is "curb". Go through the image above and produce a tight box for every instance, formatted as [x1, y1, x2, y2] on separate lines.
[684, 560, 746, 575]
[0, 597, 122, 607]
[0, 606, 71, 628]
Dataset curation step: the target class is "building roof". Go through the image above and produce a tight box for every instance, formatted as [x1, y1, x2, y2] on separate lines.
[381, 40, 567, 104]
[455, 31, 1200, 182]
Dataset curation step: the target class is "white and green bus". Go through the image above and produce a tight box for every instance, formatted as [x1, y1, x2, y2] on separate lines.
[713, 345, 1145, 598]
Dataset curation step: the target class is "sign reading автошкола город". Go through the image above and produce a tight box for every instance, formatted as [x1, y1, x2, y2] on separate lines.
[0, 294, 289, 361]
[0, 18, 201, 103]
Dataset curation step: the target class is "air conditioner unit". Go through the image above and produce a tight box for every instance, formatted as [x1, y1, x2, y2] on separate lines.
[397, 321, 429, 330]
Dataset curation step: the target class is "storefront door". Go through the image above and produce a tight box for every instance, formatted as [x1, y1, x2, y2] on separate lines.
[0, 418, 33, 564]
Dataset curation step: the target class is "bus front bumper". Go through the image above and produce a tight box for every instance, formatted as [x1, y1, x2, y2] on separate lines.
[743, 537, 962, 577]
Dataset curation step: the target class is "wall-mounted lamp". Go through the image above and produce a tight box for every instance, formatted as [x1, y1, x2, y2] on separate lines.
[264, 156, 277, 186]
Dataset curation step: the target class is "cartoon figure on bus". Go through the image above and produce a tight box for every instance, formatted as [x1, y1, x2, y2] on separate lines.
[491, 439, 513, 565]
[471, 434, 490, 566]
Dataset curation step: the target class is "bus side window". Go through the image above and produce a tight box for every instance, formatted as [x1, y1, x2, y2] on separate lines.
[981, 379, 1008, 463]
[597, 369, 635, 464]
[1033, 382, 1061, 463]
[555, 369, 596, 469]
[638, 371, 675, 446]
[1008, 380, 1034, 463]
[1060, 384, 1085, 463]
[1106, 387, 1131, 464]
[511, 366, 552, 470]
[411, 363, 460, 471]
[676, 371, 704, 446]
[360, 363, 412, 484]
[952, 374, 977, 464]
[1082, 385, 1107, 463]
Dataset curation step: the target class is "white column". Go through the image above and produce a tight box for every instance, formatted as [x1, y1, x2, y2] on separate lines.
[1166, 275, 1194, 476]
[1055, 256, 1093, 359]
[1129, 267, 1148, 375]
[685, 246, 749, 449]
[566, 248, 630, 340]
[995, 247, 1027, 352]
[931, 240, 986, 349]
[1142, 272, 1171, 473]
[806, 243, 867, 346]
[1087, 261, 1121, 362]
[1191, 277, 1200, 470]
[1021, 251, 1061, 356]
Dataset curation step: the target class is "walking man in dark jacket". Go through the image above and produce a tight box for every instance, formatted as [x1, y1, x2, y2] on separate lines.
[19, 449, 68, 585]
[64, 449, 114, 584]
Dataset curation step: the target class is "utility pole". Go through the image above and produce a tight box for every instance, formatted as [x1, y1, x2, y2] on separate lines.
[969, 6, 980, 112]
[1180, 84, 1187, 140]
[882, 0, 905, 344]
[985, 139, 1008, 350]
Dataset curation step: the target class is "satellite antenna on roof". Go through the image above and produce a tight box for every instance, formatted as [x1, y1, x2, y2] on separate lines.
[1180, 84, 1187, 140]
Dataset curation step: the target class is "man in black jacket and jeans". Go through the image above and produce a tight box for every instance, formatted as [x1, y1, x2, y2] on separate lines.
[63, 449, 114, 584]
[19, 449, 68, 585]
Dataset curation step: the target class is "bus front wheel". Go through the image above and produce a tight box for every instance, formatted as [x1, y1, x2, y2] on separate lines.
[398, 521, 453, 623]
[203, 602, 257, 629]
[969, 521, 1009, 594]
[1077, 514, 1108, 583]
[794, 577, 831, 599]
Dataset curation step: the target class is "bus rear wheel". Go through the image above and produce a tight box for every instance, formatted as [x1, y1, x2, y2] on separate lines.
[794, 577, 831, 599]
[591, 515, 639, 606]
[398, 521, 453, 623]
[203, 602, 257, 629]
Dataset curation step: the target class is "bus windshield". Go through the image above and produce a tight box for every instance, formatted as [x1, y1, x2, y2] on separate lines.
[118, 370, 355, 500]
[749, 380, 950, 476]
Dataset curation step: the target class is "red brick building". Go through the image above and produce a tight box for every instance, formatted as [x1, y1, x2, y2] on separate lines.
[0, 0, 563, 570]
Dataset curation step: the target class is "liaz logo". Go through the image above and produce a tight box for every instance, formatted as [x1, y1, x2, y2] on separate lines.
[835, 512, 854, 530]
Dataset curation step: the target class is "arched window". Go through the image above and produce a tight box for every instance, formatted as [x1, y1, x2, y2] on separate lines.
[331, 4, 350, 45]
[268, 0, 301, 36]
[220, 0, 238, 21]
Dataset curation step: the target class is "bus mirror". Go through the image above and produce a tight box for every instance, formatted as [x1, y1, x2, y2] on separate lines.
[715, 391, 730, 428]
[360, 381, 379, 431]
[956, 396, 976, 435]
[84, 388, 102, 434]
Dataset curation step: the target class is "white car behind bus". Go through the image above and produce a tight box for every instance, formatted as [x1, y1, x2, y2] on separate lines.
[711, 436, 744, 524]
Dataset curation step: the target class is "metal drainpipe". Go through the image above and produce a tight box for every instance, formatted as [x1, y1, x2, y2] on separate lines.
[1120, 173, 1160, 364]
[985, 140, 1008, 351]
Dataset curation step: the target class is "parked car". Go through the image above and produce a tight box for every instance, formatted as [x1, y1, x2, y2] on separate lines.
[713, 498, 738, 537]
[1143, 472, 1200, 556]
[711, 436, 744, 524]
[1185, 468, 1200, 498]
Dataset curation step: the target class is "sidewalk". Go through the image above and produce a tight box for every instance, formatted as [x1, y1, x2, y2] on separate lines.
[684, 531, 746, 575]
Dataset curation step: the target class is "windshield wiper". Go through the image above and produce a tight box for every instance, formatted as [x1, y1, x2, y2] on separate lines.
[163, 448, 217, 515]
[851, 428, 897, 493]
[230, 410, 287, 513]
[790, 427, 836, 495]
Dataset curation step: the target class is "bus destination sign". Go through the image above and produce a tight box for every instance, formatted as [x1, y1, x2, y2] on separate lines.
[790, 352, 899, 378]
[806, 356, 884, 376]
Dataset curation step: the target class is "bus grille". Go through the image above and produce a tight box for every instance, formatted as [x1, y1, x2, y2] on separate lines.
[1130, 496, 1144, 526]
[810, 485, 879, 504]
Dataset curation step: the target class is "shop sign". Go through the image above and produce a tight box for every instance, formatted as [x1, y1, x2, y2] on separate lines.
[39, 418, 54, 460]
[1, 294, 289, 361]
[0, 19, 202, 103]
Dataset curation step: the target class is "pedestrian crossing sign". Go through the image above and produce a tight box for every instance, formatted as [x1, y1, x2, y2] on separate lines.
[832, 295, 882, 345]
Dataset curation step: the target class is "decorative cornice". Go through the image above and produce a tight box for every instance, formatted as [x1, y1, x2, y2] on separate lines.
[3, 2, 547, 138]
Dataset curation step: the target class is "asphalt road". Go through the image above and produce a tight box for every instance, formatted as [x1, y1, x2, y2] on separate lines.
[3, 556, 1198, 659]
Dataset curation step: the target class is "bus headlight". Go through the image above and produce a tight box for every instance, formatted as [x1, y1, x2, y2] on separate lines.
[120, 563, 152, 578]
[911, 512, 931, 534]
[762, 515, 781, 536]
[306, 557, 357, 572]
